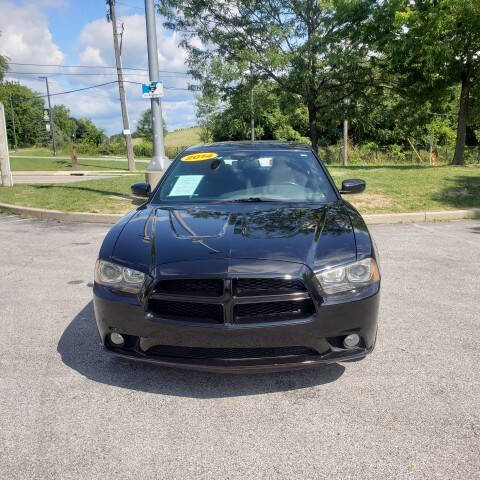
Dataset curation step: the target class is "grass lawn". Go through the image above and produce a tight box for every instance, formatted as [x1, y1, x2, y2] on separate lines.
[0, 175, 145, 214]
[10, 147, 70, 157]
[10, 157, 147, 172]
[329, 165, 480, 213]
[164, 127, 201, 148]
[132, 126, 201, 149]
[0, 165, 478, 215]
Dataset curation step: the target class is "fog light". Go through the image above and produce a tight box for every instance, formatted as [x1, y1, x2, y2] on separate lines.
[109, 332, 125, 346]
[343, 333, 360, 349]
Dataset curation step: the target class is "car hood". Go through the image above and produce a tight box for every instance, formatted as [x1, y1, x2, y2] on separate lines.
[110, 202, 357, 273]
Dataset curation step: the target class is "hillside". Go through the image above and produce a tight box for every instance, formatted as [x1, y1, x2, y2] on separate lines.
[165, 126, 201, 148]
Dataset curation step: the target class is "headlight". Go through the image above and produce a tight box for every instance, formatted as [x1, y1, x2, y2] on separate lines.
[315, 258, 379, 295]
[95, 259, 146, 294]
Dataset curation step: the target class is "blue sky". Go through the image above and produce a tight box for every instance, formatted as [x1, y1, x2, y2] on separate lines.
[0, 0, 196, 135]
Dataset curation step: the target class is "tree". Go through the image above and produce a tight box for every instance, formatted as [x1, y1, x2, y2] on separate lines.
[134, 109, 167, 141]
[0, 33, 7, 82]
[206, 79, 310, 142]
[52, 105, 77, 146]
[0, 81, 46, 147]
[371, 0, 480, 165]
[74, 118, 107, 146]
[0, 56, 6, 83]
[196, 86, 220, 143]
[159, 0, 375, 152]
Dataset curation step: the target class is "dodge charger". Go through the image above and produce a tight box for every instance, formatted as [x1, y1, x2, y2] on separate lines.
[93, 141, 380, 372]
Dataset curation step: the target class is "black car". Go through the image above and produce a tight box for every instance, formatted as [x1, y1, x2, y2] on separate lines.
[93, 141, 380, 373]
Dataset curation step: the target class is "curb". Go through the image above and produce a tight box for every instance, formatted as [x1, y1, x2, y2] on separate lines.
[362, 209, 480, 224]
[0, 202, 123, 224]
[0, 202, 479, 226]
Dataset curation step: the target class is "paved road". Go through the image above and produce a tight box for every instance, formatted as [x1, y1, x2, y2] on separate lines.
[11, 155, 151, 163]
[12, 174, 117, 184]
[0, 216, 479, 479]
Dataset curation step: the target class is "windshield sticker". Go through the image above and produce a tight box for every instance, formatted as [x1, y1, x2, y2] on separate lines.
[168, 175, 204, 196]
[258, 157, 273, 167]
[181, 152, 218, 162]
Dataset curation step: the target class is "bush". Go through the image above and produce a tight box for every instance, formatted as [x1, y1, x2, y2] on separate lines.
[74, 142, 101, 156]
[165, 145, 186, 158]
[318, 144, 341, 164]
[133, 142, 153, 158]
[388, 144, 409, 162]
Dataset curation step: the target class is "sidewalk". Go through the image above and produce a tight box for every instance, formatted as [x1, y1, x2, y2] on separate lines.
[10, 155, 150, 163]
[12, 174, 119, 184]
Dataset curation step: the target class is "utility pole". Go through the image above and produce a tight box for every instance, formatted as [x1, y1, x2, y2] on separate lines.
[108, 0, 136, 171]
[250, 65, 254, 142]
[40, 77, 57, 157]
[343, 118, 348, 166]
[145, 0, 167, 186]
[0, 102, 13, 187]
[250, 87, 254, 142]
[9, 96, 18, 152]
[429, 132, 434, 166]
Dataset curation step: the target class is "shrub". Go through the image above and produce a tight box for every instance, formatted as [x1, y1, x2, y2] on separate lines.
[133, 142, 153, 158]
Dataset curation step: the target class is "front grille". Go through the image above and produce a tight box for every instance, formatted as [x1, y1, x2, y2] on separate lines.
[153, 279, 223, 297]
[234, 278, 307, 296]
[149, 299, 223, 323]
[146, 345, 316, 359]
[147, 277, 314, 325]
[234, 299, 315, 322]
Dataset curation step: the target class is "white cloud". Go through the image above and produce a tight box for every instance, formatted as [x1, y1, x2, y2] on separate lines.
[0, 3, 196, 136]
[0, 1, 64, 65]
[79, 46, 106, 66]
[75, 13, 196, 134]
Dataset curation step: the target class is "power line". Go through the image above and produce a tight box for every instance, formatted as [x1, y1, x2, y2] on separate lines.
[37, 80, 195, 98]
[36, 81, 119, 98]
[8, 71, 147, 77]
[5, 79, 196, 104]
[7, 61, 148, 71]
[7, 70, 188, 78]
[6, 62, 189, 75]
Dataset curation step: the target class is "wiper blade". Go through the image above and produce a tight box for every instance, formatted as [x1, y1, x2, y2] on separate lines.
[224, 197, 279, 203]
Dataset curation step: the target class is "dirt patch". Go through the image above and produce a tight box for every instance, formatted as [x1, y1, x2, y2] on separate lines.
[347, 193, 394, 211]
[444, 189, 472, 198]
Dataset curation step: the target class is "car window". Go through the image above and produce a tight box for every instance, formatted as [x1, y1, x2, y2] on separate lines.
[152, 149, 337, 204]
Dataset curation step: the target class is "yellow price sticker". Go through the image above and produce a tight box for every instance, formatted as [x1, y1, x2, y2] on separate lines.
[181, 152, 218, 162]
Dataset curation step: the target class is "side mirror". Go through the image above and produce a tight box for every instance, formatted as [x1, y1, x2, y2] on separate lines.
[340, 179, 366, 194]
[131, 182, 151, 198]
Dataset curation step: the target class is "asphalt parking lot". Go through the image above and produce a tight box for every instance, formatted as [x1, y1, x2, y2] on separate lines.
[0, 214, 479, 479]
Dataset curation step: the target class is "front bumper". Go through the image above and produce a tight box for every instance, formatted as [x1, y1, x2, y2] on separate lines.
[93, 282, 380, 373]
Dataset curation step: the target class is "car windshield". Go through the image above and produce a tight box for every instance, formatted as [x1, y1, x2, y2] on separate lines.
[152, 148, 337, 204]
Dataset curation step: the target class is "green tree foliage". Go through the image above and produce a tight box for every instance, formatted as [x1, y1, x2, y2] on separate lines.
[52, 105, 77, 147]
[159, 0, 374, 152]
[195, 86, 220, 143]
[134, 109, 167, 141]
[74, 118, 107, 146]
[0, 57, 6, 83]
[0, 81, 46, 148]
[205, 80, 310, 143]
[369, 0, 480, 164]
[0, 34, 7, 82]
[0, 80, 110, 150]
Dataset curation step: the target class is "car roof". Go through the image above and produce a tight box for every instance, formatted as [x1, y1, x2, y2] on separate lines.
[184, 141, 312, 152]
